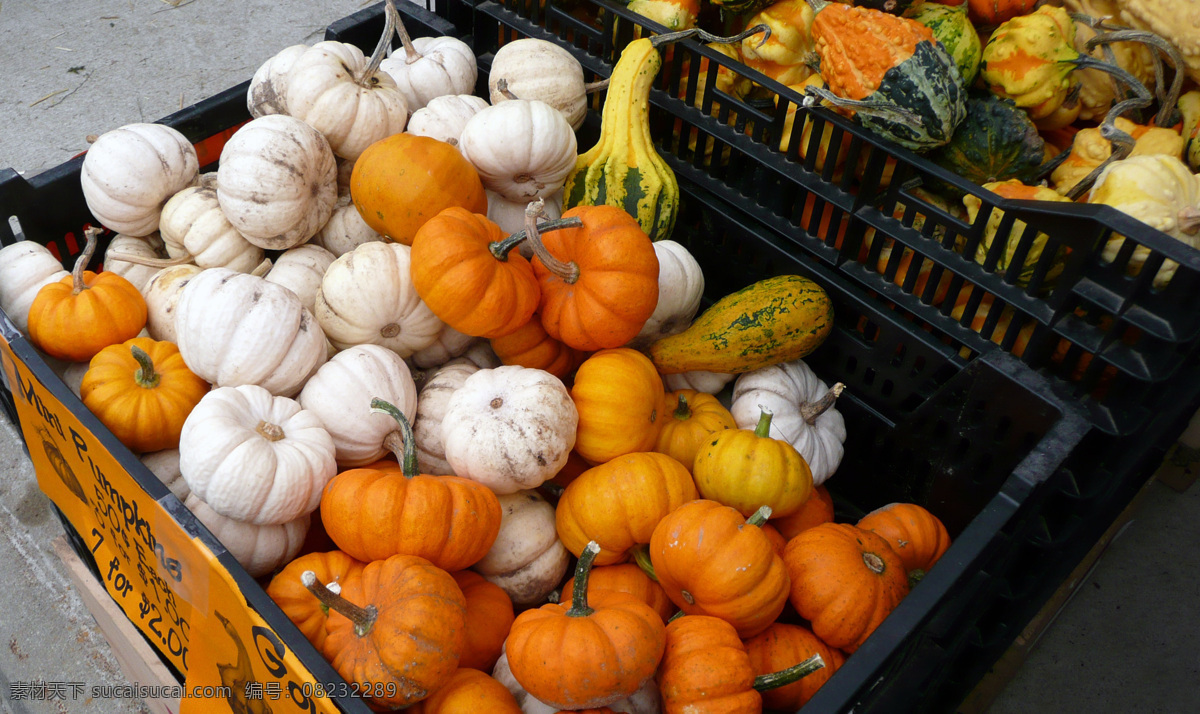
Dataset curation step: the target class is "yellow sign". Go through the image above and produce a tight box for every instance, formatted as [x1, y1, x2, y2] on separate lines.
[0, 331, 346, 713]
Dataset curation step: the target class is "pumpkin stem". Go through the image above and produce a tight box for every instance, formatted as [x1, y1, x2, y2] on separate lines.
[103, 252, 193, 268]
[908, 568, 926, 589]
[370, 397, 419, 478]
[1064, 95, 1144, 200]
[667, 609, 686, 623]
[863, 551, 887, 575]
[488, 232, 530, 262]
[1084, 28, 1185, 127]
[301, 570, 377, 637]
[495, 78, 521, 101]
[72, 227, 101, 295]
[250, 258, 273, 277]
[1178, 206, 1200, 235]
[583, 79, 610, 94]
[747, 506, 773, 527]
[631, 544, 658, 581]
[360, 0, 398, 84]
[672, 394, 692, 420]
[799, 383, 845, 425]
[753, 407, 774, 438]
[129, 345, 160, 389]
[566, 541, 602, 617]
[649, 23, 771, 51]
[392, 3, 423, 66]
[753, 653, 825, 691]
[801, 0, 829, 15]
[256, 421, 285, 442]
[521, 199, 582, 284]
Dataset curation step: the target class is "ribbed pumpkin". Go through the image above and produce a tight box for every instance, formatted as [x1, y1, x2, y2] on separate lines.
[529, 205, 660, 352]
[571, 349, 667, 464]
[653, 390, 737, 473]
[80, 338, 208, 453]
[449, 571, 515, 673]
[489, 314, 587, 379]
[266, 550, 365, 651]
[319, 399, 503, 570]
[931, 93, 1045, 187]
[304, 555, 467, 709]
[784, 523, 910, 652]
[773, 485, 835, 540]
[555, 451, 698, 566]
[744, 622, 845, 711]
[649, 501, 790, 638]
[410, 208, 539, 338]
[857, 502, 952, 582]
[409, 668, 522, 714]
[561, 563, 676, 624]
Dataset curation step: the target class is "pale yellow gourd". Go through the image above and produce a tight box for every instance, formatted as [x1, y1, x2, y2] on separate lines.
[1051, 118, 1184, 196]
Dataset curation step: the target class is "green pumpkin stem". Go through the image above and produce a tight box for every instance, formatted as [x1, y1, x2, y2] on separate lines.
[370, 397, 419, 478]
[302, 570, 377, 637]
[129, 345, 161, 389]
[649, 23, 771, 51]
[667, 609, 686, 623]
[747, 506, 773, 527]
[521, 199, 582, 284]
[753, 407, 774, 438]
[673, 394, 692, 420]
[632, 544, 658, 581]
[72, 227, 101, 295]
[567, 541, 602, 617]
[753, 653, 825, 691]
[362, 0, 398, 82]
[799, 383, 846, 425]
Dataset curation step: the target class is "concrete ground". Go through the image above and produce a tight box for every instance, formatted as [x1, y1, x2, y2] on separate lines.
[1, 1, 1198, 713]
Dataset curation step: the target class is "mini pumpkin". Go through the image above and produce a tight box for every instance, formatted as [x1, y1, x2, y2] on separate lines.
[264, 244, 336, 315]
[561, 563, 676, 624]
[185, 493, 309, 578]
[489, 315, 587, 379]
[472, 490, 571, 607]
[744, 622, 845, 711]
[407, 94, 490, 148]
[628, 240, 705, 351]
[413, 359, 482, 475]
[857, 502, 952, 583]
[450, 571, 515, 673]
[773, 484, 835, 540]
[460, 99, 578, 203]
[572, 348, 667, 464]
[159, 175, 265, 273]
[408, 668, 522, 714]
[265, 550, 365, 650]
[653, 390, 737, 473]
[0, 239, 68, 334]
[379, 16, 477, 112]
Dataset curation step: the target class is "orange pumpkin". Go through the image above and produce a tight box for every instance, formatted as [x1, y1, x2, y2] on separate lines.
[561, 563, 676, 624]
[783, 523, 910, 652]
[408, 668, 521, 714]
[571, 348, 667, 464]
[555, 451, 698, 566]
[744, 623, 845, 711]
[654, 390, 737, 473]
[305, 555, 467, 709]
[80, 338, 208, 453]
[773, 485, 835, 540]
[490, 313, 587, 379]
[529, 205, 660, 351]
[266, 551, 365, 651]
[649, 500, 790, 638]
[320, 399, 503, 570]
[968, 0, 1036, 25]
[857, 503, 951, 581]
[760, 523, 788, 557]
[505, 542, 667, 710]
[350, 133, 487, 245]
[450, 571, 514, 672]
[410, 208, 539, 338]
[29, 227, 147, 362]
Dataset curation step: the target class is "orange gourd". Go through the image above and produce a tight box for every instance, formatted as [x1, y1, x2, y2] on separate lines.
[571, 348, 667, 464]
[561, 563, 676, 624]
[505, 542, 667, 710]
[811, 1, 935, 102]
[29, 227, 147, 362]
[744, 622, 845, 711]
[80, 338, 208, 453]
[266, 551, 365, 651]
[410, 208, 539, 338]
[857, 502, 952, 582]
[555, 451, 698, 566]
[784, 523, 910, 652]
[490, 313, 587, 379]
[528, 204, 660, 351]
[653, 390, 736, 473]
[303, 555, 467, 709]
[967, 0, 1036, 25]
[450, 571, 514, 672]
[320, 398, 502, 570]
[409, 668, 521, 714]
[649, 500, 790, 638]
[760, 523, 788, 557]
[350, 133, 487, 245]
[772, 485, 835, 540]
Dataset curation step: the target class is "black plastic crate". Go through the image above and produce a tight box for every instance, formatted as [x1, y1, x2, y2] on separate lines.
[461, 0, 1200, 437]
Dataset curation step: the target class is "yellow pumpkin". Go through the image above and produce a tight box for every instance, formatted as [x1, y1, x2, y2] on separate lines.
[571, 349, 667, 464]
[654, 390, 736, 473]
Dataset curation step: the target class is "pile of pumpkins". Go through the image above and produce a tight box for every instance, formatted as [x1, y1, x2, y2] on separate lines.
[0, 1, 957, 711]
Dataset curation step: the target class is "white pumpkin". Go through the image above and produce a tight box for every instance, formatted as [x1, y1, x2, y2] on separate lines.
[730, 359, 846, 486]
[407, 94, 489, 148]
[460, 100, 578, 202]
[488, 39, 587, 130]
[140, 449, 190, 501]
[248, 44, 308, 118]
[309, 193, 383, 257]
[629, 240, 704, 350]
[410, 325, 476, 369]
[0, 242, 68, 333]
[379, 26, 477, 112]
[80, 123, 199, 236]
[441, 366, 578, 494]
[661, 370, 735, 395]
[314, 241, 444, 356]
[157, 175, 265, 273]
[286, 34, 409, 160]
[184, 493, 309, 578]
[493, 651, 661, 714]
[264, 244, 336, 314]
[487, 189, 562, 252]
[297, 345, 418, 467]
[412, 359, 480, 475]
[141, 264, 203, 343]
[473, 490, 570, 606]
[216, 114, 338, 251]
[103, 233, 169, 292]
[174, 268, 327, 397]
[179, 384, 337, 525]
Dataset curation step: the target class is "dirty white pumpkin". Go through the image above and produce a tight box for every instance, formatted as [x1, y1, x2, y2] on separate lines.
[488, 39, 587, 130]
[661, 370, 735, 395]
[184, 493, 309, 578]
[173, 268, 327, 397]
[314, 241, 443, 356]
[179, 384, 336, 525]
[487, 189, 562, 251]
[264, 244, 336, 314]
[0, 241, 68, 333]
[442, 365, 578, 494]
[460, 99, 577, 202]
[379, 23, 477, 112]
[410, 325, 476, 369]
[248, 44, 308, 118]
[297, 344, 418, 467]
[216, 114, 338, 251]
[80, 123, 199, 237]
[629, 240, 704, 350]
[141, 264, 203, 343]
[140, 449, 190, 501]
[412, 359, 480, 475]
[473, 490, 570, 606]
[159, 175, 265, 273]
[309, 193, 383, 257]
[493, 650, 662, 714]
[103, 233, 170, 292]
[407, 94, 489, 148]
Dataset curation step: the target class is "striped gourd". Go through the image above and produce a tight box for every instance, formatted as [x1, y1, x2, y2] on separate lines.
[904, 1, 981, 86]
[650, 275, 834, 374]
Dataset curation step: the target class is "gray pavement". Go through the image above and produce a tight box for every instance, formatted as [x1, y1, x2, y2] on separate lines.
[1, 1, 1199, 713]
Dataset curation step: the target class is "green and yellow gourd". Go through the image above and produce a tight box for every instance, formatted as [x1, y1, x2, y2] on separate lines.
[904, 1, 981, 86]
[650, 275, 833, 374]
